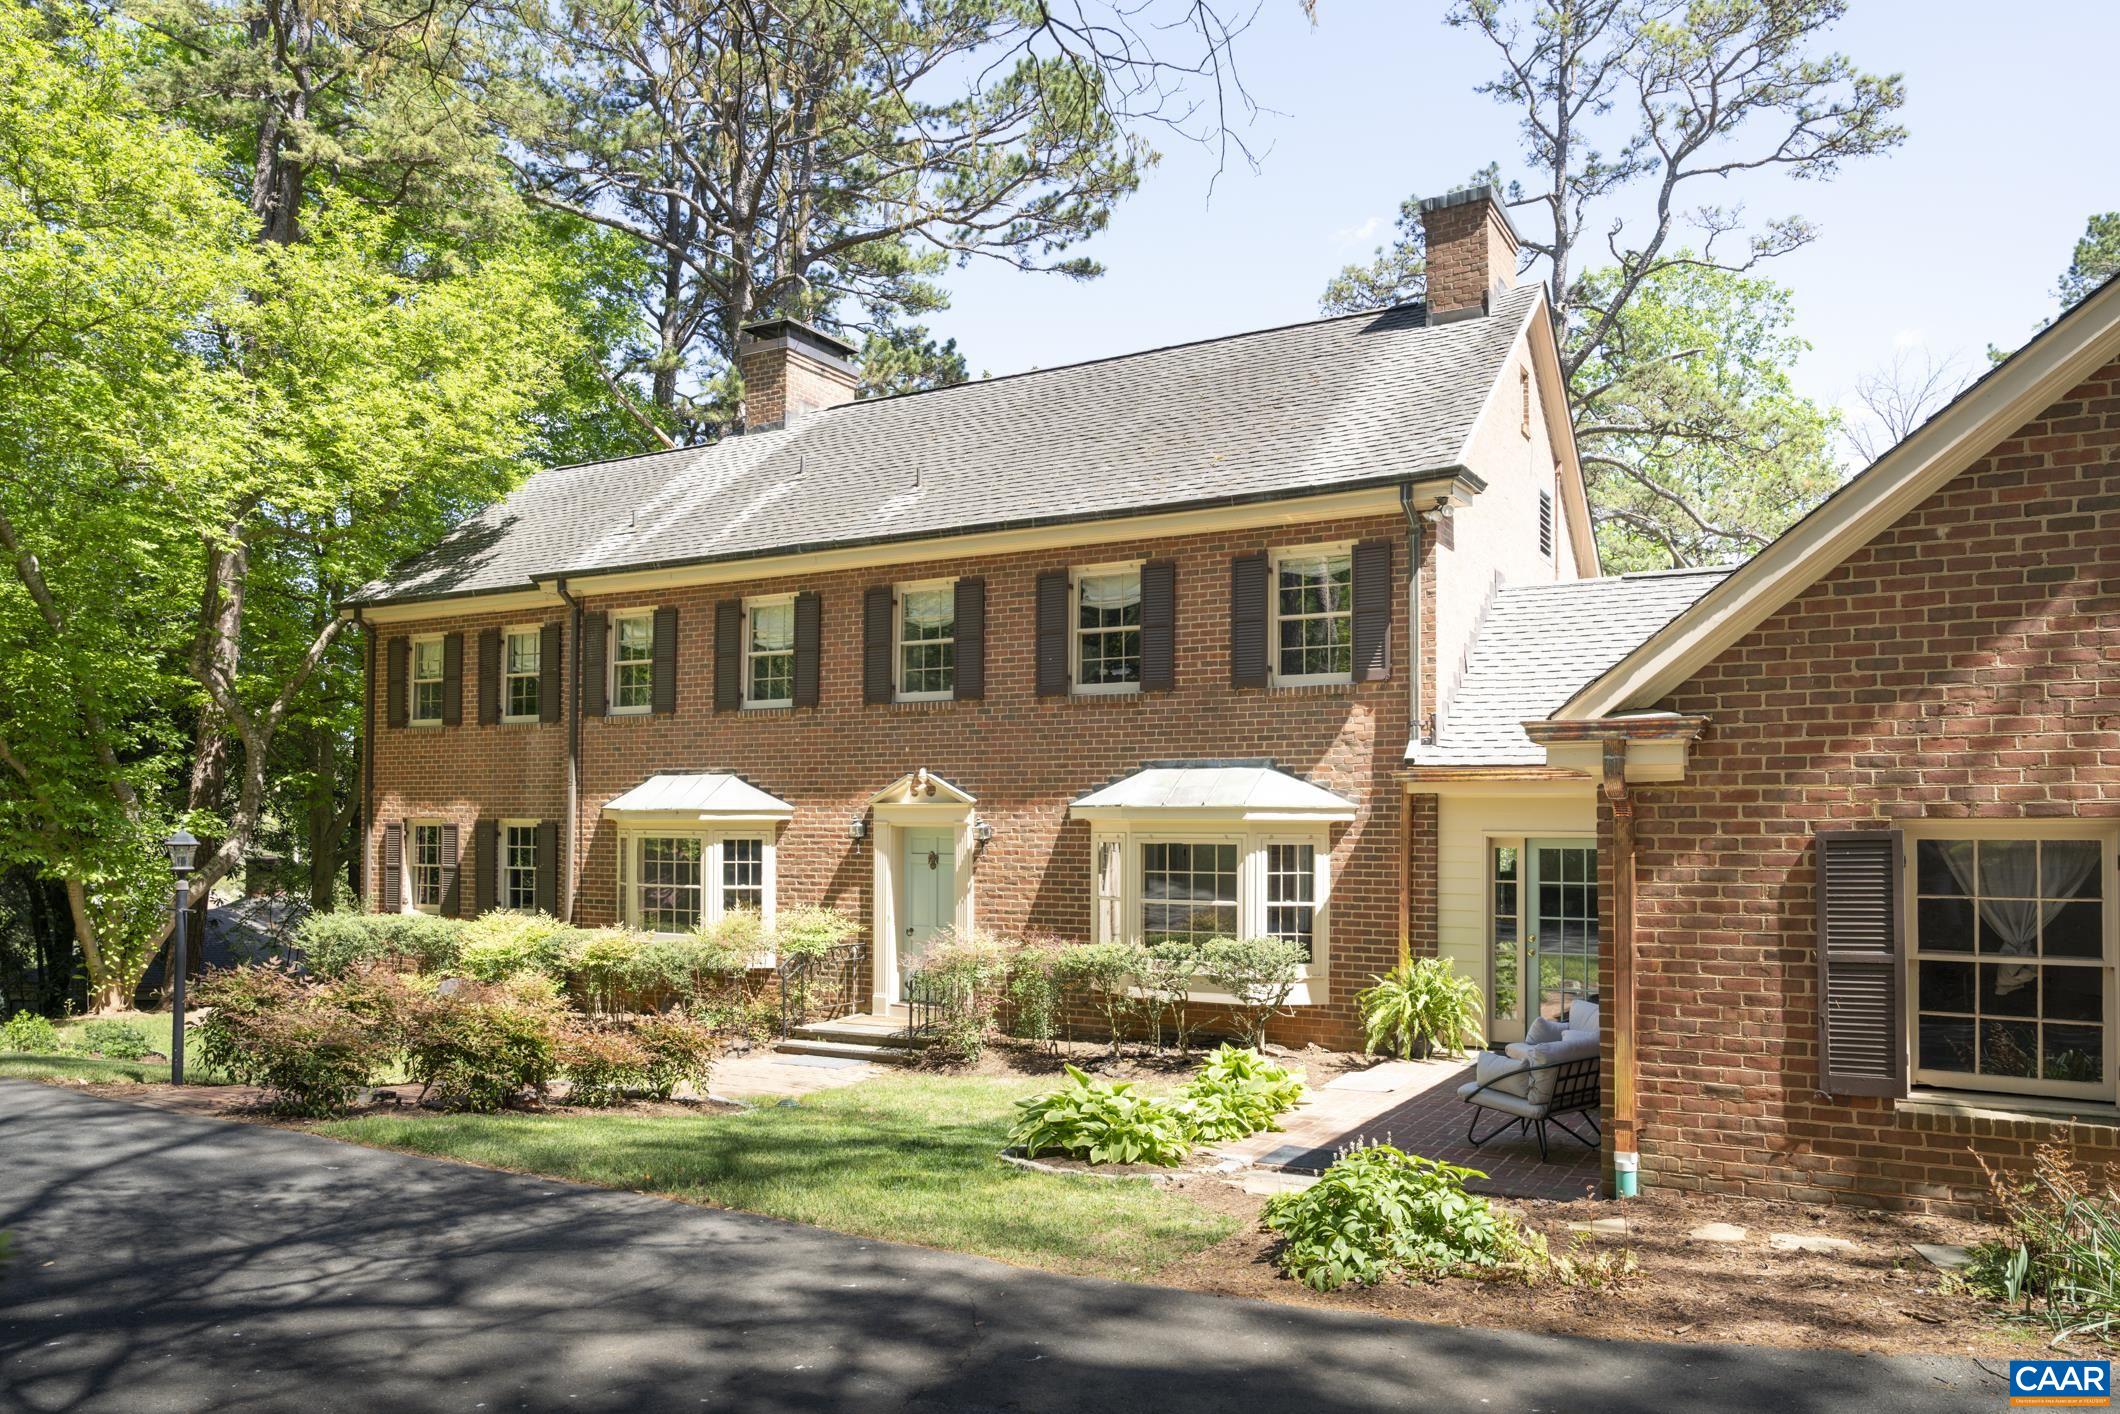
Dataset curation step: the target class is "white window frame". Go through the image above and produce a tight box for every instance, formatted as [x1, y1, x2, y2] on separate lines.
[608, 609, 656, 715]
[616, 827, 779, 938]
[743, 594, 796, 709]
[405, 818, 446, 914]
[1070, 561, 1144, 697]
[1089, 823, 1331, 976]
[502, 626, 542, 724]
[1902, 822, 2118, 1106]
[409, 635, 446, 726]
[500, 818, 540, 912]
[1269, 543, 1355, 688]
[893, 578, 956, 702]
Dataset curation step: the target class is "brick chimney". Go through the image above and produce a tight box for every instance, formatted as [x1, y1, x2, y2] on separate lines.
[737, 318, 858, 429]
[1418, 185, 1522, 323]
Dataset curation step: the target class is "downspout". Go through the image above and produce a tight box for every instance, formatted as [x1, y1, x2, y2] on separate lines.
[554, 578, 583, 924]
[1398, 484, 1426, 967]
[357, 609, 373, 912]
[1601, 738, 1640, 1198]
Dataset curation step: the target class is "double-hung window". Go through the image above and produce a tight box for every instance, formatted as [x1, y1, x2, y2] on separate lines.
[1264, 843, 1318, 956]
[896, 582, 955, 699]
[408, 822, 444, 912]
[1911, 833, 2113, 1101]
[619, 832, 776, 935]
[1074, 566, 1142, 693]
[611, 611, 654, 712]
[1141, 841, 1239, 946]
[745, 598, 795, 708]
[410, 638, 445, 724]
[504, 628, 541, 721]
[1272, 549, 1353, 684]
[501, 822, 539, 911]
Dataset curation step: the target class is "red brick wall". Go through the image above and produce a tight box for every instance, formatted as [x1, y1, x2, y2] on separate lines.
[367, 512, 1414, 1048]
[1609, 356, 2120, 1213]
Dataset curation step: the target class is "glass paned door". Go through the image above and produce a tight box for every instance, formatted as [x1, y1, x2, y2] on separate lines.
[1531, 841, 1599, 1025]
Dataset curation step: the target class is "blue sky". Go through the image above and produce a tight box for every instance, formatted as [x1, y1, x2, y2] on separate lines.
[926, 0, 2118, 446]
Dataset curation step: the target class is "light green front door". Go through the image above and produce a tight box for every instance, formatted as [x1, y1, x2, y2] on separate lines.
[1528, 839, 1598, 1025]
[900, 828, 955, 1000]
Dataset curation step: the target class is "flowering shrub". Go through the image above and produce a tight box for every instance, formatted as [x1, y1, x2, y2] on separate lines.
[400, 977, 564, 1112]
[194, 965, 392, 1116]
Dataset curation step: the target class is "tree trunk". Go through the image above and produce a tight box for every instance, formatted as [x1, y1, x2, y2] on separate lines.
[306, 725, 340, 910]
[63, 876, 133, 1014]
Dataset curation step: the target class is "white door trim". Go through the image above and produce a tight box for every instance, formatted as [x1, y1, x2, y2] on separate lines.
[868, 798, 976, 1014]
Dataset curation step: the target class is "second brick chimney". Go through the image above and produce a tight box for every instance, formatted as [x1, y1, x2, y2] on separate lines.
[737, 318, 859, 429]
[1418, 185, 1522, 323]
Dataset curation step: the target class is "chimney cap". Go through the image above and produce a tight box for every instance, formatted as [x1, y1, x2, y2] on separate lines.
[738, 316, 859, 368]
[1417, 184, 1525, 251]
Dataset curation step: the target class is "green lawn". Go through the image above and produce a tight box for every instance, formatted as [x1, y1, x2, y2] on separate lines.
[0, 1051, 230, 1085]
[317, 1074, 1237, 1280]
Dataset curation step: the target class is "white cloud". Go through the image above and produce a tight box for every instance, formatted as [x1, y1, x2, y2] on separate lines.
[1331, 215, 1384, 249]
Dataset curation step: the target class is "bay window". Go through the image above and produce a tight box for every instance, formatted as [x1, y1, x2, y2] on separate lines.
[1091, 828, 1331, 966]
[618, 830, 776, 935]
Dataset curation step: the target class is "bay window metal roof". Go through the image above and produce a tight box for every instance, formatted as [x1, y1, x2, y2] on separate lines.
[1068, 761, 1357, 821]
[601, 773, 794, 821]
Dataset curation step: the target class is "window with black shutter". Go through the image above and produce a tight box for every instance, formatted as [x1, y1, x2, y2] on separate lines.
[1229, 552, 1269, 688]
[1350, 538, 1393, 682]
[582, 611, 609, 717]
[386, 639, 409, 728]
[538, 622, 563, 723]
[651, 606, 678, 714]
[715, 599, 743, 712]
[863, 586, 894, 704]
[792, 591, 821, 708]
[440, 632, 463, 726]
[1139, 560, 1176, 692]
[473, 819, 499, 914]
[381, 822, 403, 910]
[534, 820, 559, 914]
[1035, 569, 1070, 696]
[477, 628, 501, 725]
[1816, 829, 1905, 1097]
[953, 578, 985, 700]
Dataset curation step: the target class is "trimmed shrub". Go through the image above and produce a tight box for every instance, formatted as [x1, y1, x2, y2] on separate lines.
[1, 1011, 63, 1054]
[558, 1022, 651, 1107]
[1200, 936, 1306, 1047]
[561, 929, 648, 1016]
[1262, 1143, 1538, 1291]
[401, 977, 564, 1112]
[1007, 1064, 1192, 1167]
[693, 994, 778, 1042]
[771, 904, 861, 962]
[1056, 941, 1143, 1057]
[194, 966, 392, 1116]
[1357, 957, 1485, 1058]
[913, 928, 1014, 1061]
[457, 912, 583, 983]
[1137, 940, 1202, 1053]
[1002, 941, 1069, 1048]
[631, 1013, 718, 1098]
[298, 911, 463, 978]
[75, 1018, 153, 1060]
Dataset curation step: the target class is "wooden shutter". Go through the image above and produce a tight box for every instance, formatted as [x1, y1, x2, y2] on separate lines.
[1140, 560, 1176, 692]
[863, 586, 894, 704]
[1816, 829, 1906, 1097]
[538, 622, 562, 723]
[793, 591, 821, 708]
[1035, 569, 1069, 697]
[582, 611, 608, 717]
[1229, 552, 1269, 688]
[439, 822, 462, 917]
[535, 820, 559, 915]
[380, 822, 402, 910]
[953, 577, 986, 700]
[714, 599, 742, 712]
[477, 628, 501, 725]
[440, 631, 464, 726]
[386, 638, 409, 728]
[1350, 538, 1394, 682]
[473, 818, 498, 914]
[651, 606, 678, 715]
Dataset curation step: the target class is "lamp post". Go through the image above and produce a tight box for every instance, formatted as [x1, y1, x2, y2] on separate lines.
[164, 829, 200, 1085]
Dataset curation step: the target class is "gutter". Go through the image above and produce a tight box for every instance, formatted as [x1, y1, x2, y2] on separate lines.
[553, 577, 584, 924]
[356, 608, 372, 909]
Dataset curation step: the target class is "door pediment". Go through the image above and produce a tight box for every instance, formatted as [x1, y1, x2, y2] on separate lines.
[867, 769, 976, 811]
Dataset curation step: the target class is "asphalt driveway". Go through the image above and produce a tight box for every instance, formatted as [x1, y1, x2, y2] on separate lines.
[0, 1081, 2005, 1413]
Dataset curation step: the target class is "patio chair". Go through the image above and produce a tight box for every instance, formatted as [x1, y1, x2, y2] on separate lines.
[1456, 1033, 1601, 1162]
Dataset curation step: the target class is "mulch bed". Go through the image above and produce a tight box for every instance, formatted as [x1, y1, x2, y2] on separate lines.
[1156, 1179, 2049, 1358]
[925, 1038, 1377, 1088]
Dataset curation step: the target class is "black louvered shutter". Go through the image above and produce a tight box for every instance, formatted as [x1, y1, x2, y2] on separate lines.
[714, 599, 743, 712]
[386, 638, 409, 728]
[954, 578, 986, 700]
[473, 818, 498, 914]
[1140, 560, 1176, 692]
[380, 822, 402, 910]
[651, 606, 678, 714]
[1350, 538, 1394, 682]
[1035, 569, 1069, 697]
[441, 632, 464, 726]
[863, 586, 894, 704]
[478, 628, 501, 725]
[534, 820, 559, 915]
[1229, 552, 1269, 688]
[582, 612, 608, 717]
[440, 822, 462, 917]
[793, 591, 821, 708]
[539, 622, 562, 723]
[1817, 829, 1906, 1097]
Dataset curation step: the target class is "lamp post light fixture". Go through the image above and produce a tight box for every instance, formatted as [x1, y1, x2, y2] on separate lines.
[164, 828, 200, 1086]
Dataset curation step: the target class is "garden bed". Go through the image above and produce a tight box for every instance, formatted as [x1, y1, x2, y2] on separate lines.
[928, 1036, 1376, 1088]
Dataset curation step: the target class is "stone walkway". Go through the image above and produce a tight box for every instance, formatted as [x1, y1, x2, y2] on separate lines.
[1209, 1057, 1601, 1202]
[706, 1047, 883, 1101]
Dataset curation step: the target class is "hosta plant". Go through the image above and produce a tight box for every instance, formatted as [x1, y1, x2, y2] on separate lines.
[1178, 1045, 1309, 1141]
[1262, 1142, 1538, 1291]
[1007, 1065, 1192, 1167]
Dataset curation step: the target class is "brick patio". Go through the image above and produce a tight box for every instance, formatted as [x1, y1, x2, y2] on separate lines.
[1211, 1057, 1602, 1203]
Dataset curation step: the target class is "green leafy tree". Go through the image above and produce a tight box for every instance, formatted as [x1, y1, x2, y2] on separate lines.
[1326, 0, 1904, 565]
[2056, 213, 2120, 311]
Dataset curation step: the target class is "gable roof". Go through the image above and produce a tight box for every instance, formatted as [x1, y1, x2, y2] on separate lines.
[1409, 568, 1732, 767]
[350, 285, 1550, 608]
[1555, 271, 2120, 721]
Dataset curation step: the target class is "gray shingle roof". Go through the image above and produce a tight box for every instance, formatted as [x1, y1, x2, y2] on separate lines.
[1410, 568, 1734, 767]
[352, 286, 1544, 606]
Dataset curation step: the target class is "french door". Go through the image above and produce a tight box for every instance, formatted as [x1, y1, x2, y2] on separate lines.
[1488, 838, 1599, 1043]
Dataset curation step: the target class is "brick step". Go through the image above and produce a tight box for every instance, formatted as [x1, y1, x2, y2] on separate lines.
[789, 1018, 934, 1049]
[774, 1038, 921, 1064]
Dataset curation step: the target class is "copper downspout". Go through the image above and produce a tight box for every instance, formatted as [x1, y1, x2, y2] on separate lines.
[1601, 738, 1640, 1197]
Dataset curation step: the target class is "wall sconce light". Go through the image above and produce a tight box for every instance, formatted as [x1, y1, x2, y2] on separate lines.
[972, 817, 994, 847]
[849, 815, 868, 841]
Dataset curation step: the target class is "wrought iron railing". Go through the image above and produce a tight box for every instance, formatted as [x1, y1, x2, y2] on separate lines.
[777, 942, 866, 1038]
[901, 968, 948, 1043]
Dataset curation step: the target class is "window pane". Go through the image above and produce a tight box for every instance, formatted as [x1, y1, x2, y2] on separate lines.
[503, 824, 538, 911]
[414, 640, 443, 677]
[1077, 570, 1142, 687]
[1980, 962, 2040, 1018]
[506, 632, 541, 719]
[506, 632, 540, 675]
[2045, 902, 2103, 959]
[1274, 553, 1353, 679]
[616, 614, 653, 655]
[1978, 839, 2038, 899]
[1980, 1019, 2039, 1079]
[2044, 1024, 2105, 1084]
[899, 588, 955, 695]
[637, 836, 701, 932]
[1918, 1014, 1977, 1072]
[1140, 840, 1237, 946]
[2043, 965, 2104, 1024]
[2044, 840, 2103, 900]
[1918, 960, 1974, 1013]
[749, 603, 795, 704]
[1916, 838, 1972, 896]
[722, 837, 765, 913]
[1917, 897, 1976, 953]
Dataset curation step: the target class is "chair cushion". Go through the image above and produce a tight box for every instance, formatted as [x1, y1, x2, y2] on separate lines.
[1461, 1086, 1546, 1122]
[1523, 1035, 1600, 1106]
[1562, 1028, 1598, 1046]
[1525, 1016, 1567, 1046]
[1566, 999, 1600, 1035]
[1472, 1048, 1531, 1098]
